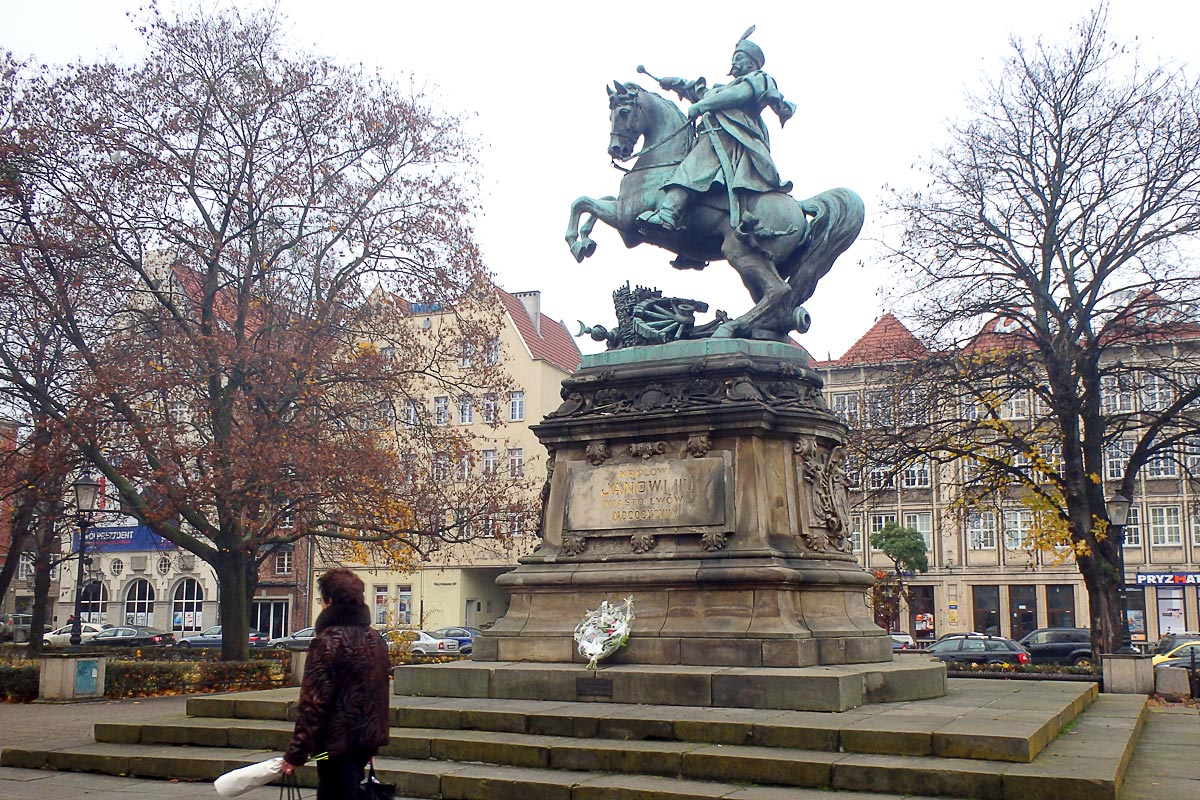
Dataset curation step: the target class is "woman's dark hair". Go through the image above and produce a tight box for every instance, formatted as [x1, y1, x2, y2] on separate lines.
[318, 568, 366, 606]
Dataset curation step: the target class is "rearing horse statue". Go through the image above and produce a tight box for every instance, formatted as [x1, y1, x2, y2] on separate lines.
[565, 81, 864, 340]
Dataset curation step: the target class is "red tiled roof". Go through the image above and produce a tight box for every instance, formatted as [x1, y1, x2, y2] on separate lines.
[829, 313, 927, 366]
[497, 289, 581, 373]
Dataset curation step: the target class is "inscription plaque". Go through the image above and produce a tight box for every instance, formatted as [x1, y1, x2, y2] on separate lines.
[564, 457, 728, 531]
[576, 676, 614, 697]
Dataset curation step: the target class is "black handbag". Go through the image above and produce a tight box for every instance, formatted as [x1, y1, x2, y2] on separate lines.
[279, 771, 305, 800]
[358, 760, 396, 800]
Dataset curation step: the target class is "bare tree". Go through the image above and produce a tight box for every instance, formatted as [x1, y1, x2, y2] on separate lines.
[0, 10, 529, 659]
[883, 8, 1200, 655]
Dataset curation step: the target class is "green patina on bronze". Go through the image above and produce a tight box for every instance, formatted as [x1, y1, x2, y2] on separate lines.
[567, 26, 865, 346]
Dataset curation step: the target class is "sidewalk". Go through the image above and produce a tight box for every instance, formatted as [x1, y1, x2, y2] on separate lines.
[0, 694, 1197, 799]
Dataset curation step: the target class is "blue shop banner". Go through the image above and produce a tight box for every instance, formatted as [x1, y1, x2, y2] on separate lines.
[76, 524, 176, 552]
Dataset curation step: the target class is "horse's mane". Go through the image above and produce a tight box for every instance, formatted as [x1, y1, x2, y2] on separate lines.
[614, 82, 687, 125]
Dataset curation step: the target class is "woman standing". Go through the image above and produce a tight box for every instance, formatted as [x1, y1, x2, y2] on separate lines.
[281, 568, 390, 798]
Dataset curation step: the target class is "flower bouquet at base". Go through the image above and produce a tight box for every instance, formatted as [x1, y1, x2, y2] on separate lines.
[573, 596, 634, 669]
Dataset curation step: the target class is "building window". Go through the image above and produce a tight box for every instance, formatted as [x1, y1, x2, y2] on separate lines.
[482, 394, 498, 423]
[507, 448, 524, 478]
[433, 452, 450, 482]
[171, 578, 203, 631]
[458, 395, 474, 424]
[1149, 504, 1183, 546]
[849, 514, 863, 553]
[967, 511, 997, 550]
[1157, 586, 1185, 637]
[458, 454, 471, 481]
[1140, 373, 1173, 412]
[459, 341, 475, 368]
[1009, 584, 1037, 640]
[481, 449, 498, 476]
[125, 579, 155, 626]
[374, 585, 389, 625]
[1105, 438, 1134, 481]
[1002, 509, 1033, 550]
[902, 511, 933, 552]
[405, 400, 420, 426]
[110, 558, 124, 577]
[485, 338, 500, 365]
[397, 587, 413, 625]
[80, 580, 108, 625]
[900, 460, 930, 489]
[1146, 448, 1178, 479]
[842, 450, 861, 490]
[866, 391, 893, 428]
[1102, 374, 1136, 414]
[1126, 587, 1147, 641]
[1046, 584, 1076, 628]
[509, 390, 525, 422]
[275, 550, 293, 575]
[1037, 442, 1061, 482]
[157, 556, 172, 575]
[972, 585, 1001, 636]
[399, 452, 415, 485]
[17, 552, 34, 580]
[1185, 437, 1200, 476]
[866, 464, 894, 491]
[831, 392, 859, 424]
[999, 391, 1029, 420]
[870, 513, 897, 546]
[433, 396, 449, 426]
[1124, 506, 1142, 547]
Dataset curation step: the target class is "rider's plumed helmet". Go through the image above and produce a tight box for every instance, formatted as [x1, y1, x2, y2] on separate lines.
[734, 25, 765, 69]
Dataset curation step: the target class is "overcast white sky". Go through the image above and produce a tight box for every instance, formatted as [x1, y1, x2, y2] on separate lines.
[6, 1, 1197, 358]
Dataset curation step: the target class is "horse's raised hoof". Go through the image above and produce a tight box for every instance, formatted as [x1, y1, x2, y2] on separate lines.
[570, 239, 596, 263]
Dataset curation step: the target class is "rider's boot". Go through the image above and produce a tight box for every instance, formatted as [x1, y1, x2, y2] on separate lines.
[638, 187, 689, 231]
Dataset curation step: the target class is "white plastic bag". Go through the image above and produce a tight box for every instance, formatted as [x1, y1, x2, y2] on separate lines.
[214, 756, 283, 797]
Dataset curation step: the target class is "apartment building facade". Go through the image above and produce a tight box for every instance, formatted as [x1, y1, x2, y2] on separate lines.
[324, 287, 580, 634]
[817, 313, 1200, 647]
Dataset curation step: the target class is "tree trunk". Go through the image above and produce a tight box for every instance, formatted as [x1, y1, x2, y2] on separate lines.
[1079, 553, 1124, 656]
[26, 559, 54, 655]
[213, 552, 250, 661]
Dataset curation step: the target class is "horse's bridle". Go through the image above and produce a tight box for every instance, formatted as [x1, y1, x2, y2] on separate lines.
[608, 94, 692, 173]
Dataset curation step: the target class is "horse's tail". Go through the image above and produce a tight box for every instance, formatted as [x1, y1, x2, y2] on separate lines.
[779, 187, 865, 306]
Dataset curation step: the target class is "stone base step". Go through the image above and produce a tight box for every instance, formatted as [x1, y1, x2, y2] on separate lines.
[392, 660, 949, 712]
[0, 695, 1146, 800]
[186, 679, 1099, 764]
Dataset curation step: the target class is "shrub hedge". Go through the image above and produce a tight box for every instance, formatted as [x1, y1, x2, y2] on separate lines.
[106, 658, 287, 698]
[0, 664, 39, 701]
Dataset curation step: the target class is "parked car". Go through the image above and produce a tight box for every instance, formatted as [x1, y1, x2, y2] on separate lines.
[1152, 640, 1200, 666]
[176, 625, 270, 648]
[889, 632, 916, 651]
[924, 634, 1031, 666]
[428, 626, 483, 654]
[42, 622, 111, 647]
[395, 630, 460, 655]
[269, 627, 317, 651]
[88, 625, 175, 647]
[1017, 627, 1094, 666]
[0, 613, 33, 643]
[1153, 632, 1200, 656]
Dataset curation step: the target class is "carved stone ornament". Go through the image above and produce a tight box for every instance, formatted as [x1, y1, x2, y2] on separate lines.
[630, 441, 668, 460]
[700, 531, 730, 551]
[561, 536, 588, 556]
[685, 433, 712, 458]
[795, 438, 853, 554]
[630, 533, 657, 553]
[549, 367, 827, 420]
[585, 441, 612, 466]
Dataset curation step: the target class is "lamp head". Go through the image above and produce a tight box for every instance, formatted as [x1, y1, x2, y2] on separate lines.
[73, 472, 102, 513]
[1106, 492, 1131, 528]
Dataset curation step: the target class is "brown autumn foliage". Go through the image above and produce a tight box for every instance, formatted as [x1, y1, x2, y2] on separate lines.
[0, 8, 534, 659]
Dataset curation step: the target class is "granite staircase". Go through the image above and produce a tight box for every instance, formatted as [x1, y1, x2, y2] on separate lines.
[1, 679, 1145, 800]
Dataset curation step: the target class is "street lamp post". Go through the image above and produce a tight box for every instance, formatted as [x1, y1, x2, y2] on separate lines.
[1106, 492, 1137, 655]
[69, 473, 102, 648]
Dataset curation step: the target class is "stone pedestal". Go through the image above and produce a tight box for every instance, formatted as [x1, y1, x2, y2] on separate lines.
[1102, 653, 1154, 694]
[38, 653, 106, 701]
[476, 339, 892, 668]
